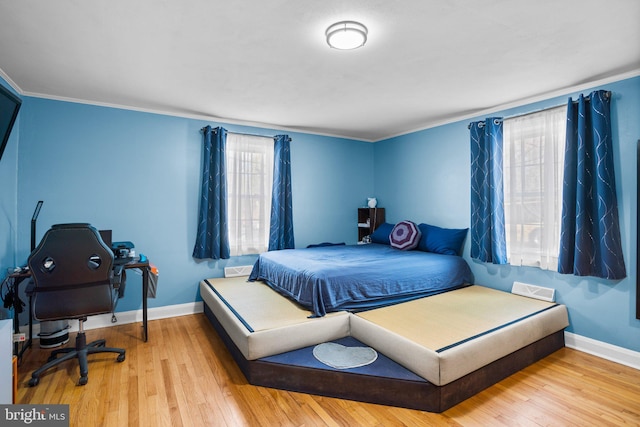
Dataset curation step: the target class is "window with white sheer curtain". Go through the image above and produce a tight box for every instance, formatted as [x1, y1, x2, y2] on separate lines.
[503, 105, 567, 269]
[226, 133, 274, 256]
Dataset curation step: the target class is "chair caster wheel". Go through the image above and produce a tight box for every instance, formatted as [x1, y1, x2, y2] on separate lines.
[47, 355, 57, 362]
[78, 376, 88, 386]
[117, 354, 125, 362]
[28, 377, 39, 387]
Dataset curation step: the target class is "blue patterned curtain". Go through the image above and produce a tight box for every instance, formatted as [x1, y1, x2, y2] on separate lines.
[469, 118, 507, 264]
[268, 135, 295, 251]
[193, 126, 230, 259]
[558, 90, 626, 279]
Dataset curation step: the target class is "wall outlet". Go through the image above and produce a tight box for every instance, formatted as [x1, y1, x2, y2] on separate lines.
[13, 333, 26, 342]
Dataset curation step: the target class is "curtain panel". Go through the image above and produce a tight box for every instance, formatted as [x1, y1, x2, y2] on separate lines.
[503, 106, 566, 270]
[558, 90, 626, 279]
[226, 133, 274, 255]
[268, 135, 295, 251]
[469, 118, 507, 264]
[193, 126, 231, 260]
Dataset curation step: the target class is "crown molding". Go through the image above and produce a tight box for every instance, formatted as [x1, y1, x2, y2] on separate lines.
[0, 67, 23, 94]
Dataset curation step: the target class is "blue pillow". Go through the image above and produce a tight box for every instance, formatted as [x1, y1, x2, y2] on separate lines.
[370, 222, 394, 244]
[390, 220, 422, 250]
[418, 223, 468, 255]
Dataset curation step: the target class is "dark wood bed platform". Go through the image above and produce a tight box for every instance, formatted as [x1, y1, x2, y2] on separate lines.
[200, 277, 568, 412]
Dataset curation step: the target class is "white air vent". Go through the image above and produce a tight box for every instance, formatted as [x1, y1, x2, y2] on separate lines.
[511, 282, 556, 302]
[224, 265, 253, 278]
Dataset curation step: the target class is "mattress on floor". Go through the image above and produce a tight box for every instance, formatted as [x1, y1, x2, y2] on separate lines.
[200, 277, 350, 360]
[350, 285, 569, 386]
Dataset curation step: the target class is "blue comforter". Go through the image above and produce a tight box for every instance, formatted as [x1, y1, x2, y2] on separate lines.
[248, 244, 473, 317]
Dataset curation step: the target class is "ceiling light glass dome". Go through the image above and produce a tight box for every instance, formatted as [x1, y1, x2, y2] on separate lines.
[325, 21, 368, 50]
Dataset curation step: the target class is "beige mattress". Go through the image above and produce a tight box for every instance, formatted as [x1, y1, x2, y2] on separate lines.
[350, 285, 569, 385]
[201, 278, 568, 386]
[199, 277, 350, 360]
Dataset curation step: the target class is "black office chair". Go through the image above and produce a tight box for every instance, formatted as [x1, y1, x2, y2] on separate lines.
[27, 223, 125, 386]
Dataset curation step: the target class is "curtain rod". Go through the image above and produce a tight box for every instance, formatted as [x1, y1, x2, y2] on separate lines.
[467, 90, 611, 129]
[200, 126, 276, 138]
[229, 130, 276, 138]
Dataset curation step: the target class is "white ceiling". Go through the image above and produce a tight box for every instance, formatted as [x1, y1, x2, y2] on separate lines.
[1, 0, 639, 142]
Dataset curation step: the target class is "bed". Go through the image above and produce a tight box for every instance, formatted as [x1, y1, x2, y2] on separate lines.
[200, 277, 568, 411]
[200, 230, 567, 411]
[248, 243, 474, 317]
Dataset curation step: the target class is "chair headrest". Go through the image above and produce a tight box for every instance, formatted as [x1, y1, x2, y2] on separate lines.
[52, 223, 93, 230]
[28, 223, 114, 287]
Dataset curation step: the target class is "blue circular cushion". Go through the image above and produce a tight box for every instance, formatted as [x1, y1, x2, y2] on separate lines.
[389, 220, 421, 250]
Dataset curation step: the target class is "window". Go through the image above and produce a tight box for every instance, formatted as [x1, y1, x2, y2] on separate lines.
[503, 106, 567, 269]
[226, 133, 274, 256]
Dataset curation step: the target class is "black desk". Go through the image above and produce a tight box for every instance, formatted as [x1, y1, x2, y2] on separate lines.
[9, 257, 151, 364]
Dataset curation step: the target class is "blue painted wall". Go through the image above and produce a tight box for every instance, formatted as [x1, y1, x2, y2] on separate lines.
[374, 76, 640, 352]
[3, 75, 639, 353]
[7, 96, 374, 313]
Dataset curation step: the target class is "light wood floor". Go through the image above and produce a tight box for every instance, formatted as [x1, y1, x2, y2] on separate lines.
[16, 314, 640, 426]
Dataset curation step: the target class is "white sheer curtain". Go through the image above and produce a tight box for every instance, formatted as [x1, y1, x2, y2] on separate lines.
[226, 133, 274, 256]
[503, 106, 566, 269]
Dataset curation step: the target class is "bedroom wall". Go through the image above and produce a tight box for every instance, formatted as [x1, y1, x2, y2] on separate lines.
[13, 97, 375, 314]
[7, 74, 639, 356]
[373, 75, 640, 353]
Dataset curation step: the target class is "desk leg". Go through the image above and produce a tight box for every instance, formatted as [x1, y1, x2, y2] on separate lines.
[26, 293, 33, 351]
[11, 276, 33, 365]
[12, 278, 19, 358]
[142, 266, 149, 342]
[28, 293, 32, 343]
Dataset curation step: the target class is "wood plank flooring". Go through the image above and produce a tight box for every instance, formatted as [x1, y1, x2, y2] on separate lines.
[16, 314, 640, 426]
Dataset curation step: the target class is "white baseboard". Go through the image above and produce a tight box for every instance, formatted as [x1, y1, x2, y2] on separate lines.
[30, 302, 204, 337]
[25, 306, 639, 372]
[565, 331, 640, 370]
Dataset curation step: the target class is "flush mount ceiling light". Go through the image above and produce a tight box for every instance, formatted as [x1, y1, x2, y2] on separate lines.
[325, 21, 368, 50]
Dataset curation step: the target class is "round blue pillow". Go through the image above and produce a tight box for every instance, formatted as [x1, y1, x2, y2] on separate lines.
[389, 220, 421, 250]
